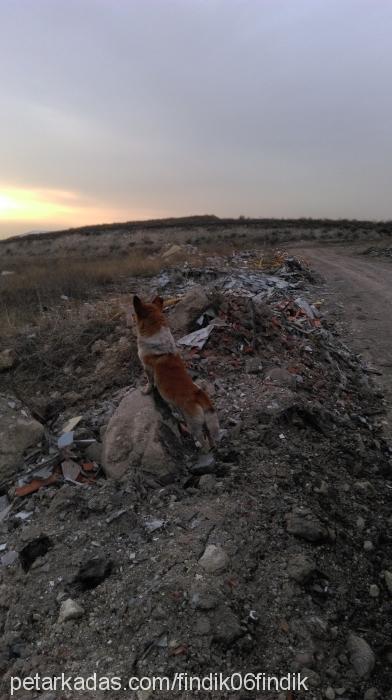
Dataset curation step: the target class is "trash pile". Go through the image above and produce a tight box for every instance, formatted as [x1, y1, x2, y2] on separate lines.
[0, 249, 391, 700]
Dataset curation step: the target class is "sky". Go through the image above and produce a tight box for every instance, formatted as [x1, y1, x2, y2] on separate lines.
[1, 0, 392, 239]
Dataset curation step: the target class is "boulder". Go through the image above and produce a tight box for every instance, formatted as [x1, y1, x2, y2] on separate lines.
[168, 285, 210, 335]
[102, 389, 182, 483]
[0, 395, 45, 482]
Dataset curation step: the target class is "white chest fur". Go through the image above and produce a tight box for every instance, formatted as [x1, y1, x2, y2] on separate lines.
[137, 326, 177, 359]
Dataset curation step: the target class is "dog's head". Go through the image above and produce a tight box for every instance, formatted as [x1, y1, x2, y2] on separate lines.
[133, 295, 166, 335]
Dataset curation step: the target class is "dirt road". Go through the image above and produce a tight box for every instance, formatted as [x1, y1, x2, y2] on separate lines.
[294, 245, 392, 430]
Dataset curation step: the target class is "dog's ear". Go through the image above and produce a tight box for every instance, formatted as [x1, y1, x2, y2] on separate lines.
[152, 295, 164, 310]
[133, 295, 147, 318]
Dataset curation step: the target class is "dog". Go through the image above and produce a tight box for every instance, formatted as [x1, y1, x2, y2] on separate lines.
[133, 295, 219, 450]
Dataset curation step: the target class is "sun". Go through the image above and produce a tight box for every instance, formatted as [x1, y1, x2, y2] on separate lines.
[0, 193, 20, 215]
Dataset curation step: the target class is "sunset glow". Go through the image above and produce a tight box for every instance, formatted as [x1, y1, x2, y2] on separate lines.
[0, 187, 77, 222]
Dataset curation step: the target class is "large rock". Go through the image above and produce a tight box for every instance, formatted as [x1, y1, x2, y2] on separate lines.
[168, 285, 210, 335]
[0, 395, 45, 482]
[102, 389, 182, 483]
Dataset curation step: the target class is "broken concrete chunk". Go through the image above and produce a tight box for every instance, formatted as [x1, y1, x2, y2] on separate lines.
[199, 544, 229, 573]
[102, 389, 182, 483]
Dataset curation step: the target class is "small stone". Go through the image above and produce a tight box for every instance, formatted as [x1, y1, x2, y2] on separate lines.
[199, 545, 229, 573]
[245, 357, 263, 374]
[265, 366, 296, 387]
[302, 668, 321, 688]
[58, 598, 85, 623]
[190, 590, 220, 610]
[363, 540, 374, 552]
[369, 584, 379, 598]
[287, 553, 316, 583]
[85, 441, 103, 464]
[325, 688, 335, 700]
[347, 633, 375, 678]
[194, 616, 211, 635]
[198, 474, 217, 492]
[356, 516, 366, 530]
[364, 689, 378, 700]
[0, 550, 18, 566]
[285, 510, 328, 543]
[384, 570, 392, 595]
[294, 651, 314, 668]
[0, 349, 15, 371]
[212, 608, 242, 644]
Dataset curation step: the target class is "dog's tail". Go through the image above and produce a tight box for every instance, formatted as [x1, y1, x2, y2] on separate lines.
[196, 389, 220, 446]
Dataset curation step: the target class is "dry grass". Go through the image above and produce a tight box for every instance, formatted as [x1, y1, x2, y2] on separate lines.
[0, 252, 165, 331]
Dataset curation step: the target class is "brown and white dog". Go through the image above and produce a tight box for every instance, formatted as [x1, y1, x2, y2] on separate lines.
[133, 295, 219, 450]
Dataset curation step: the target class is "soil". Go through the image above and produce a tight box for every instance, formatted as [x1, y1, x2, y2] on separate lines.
[0, 245, 391, 700]
[292, 244, 392, 437]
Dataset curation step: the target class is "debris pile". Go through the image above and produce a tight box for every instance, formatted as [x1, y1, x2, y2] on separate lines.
[0, 249, 391, 700]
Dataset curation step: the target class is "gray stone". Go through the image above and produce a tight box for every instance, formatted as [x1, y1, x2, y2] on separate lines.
[302, 668, 321, 688]
[384, 570, 392, 595]
[369, 584, 379, 598]
[294, 651, 315, 668]
[168, 285, 209, 334]
[286, 510, 328, 543]
[265, 366, 297, 388]
[325, 688, 335, 700]
[198, 474, 217, 492]
[190, 590, 220, 610]
[1, 550, 18, 566]
[363, 540, 374, 551]
[212, 608, 242, 644]
[287, 553, 316, 583]
[194, 616, 211, 635]
[347, 633, 375, 678]
[0, 394, 44, 482]
[199, 545, 229, 573]
[85, 441, 103, 464]
[245, 357, 263, 374]
[58, 598, 84, 623]
[364, 689, 378, 700]
[102, 389, 182, 482]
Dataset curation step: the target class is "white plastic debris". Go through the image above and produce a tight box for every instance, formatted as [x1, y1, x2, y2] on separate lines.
[62, 416, 83, 433]
[58, 431, 74, 449]
[177, 324, 216, 349]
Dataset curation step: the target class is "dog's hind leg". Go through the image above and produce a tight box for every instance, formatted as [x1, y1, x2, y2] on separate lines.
[184, 405, 209, 451]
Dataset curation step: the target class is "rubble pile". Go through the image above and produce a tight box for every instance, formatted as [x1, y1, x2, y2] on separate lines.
[0, 250, 391, 700]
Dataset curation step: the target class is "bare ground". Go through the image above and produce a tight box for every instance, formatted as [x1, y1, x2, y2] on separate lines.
[292, 244, 392, 436]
